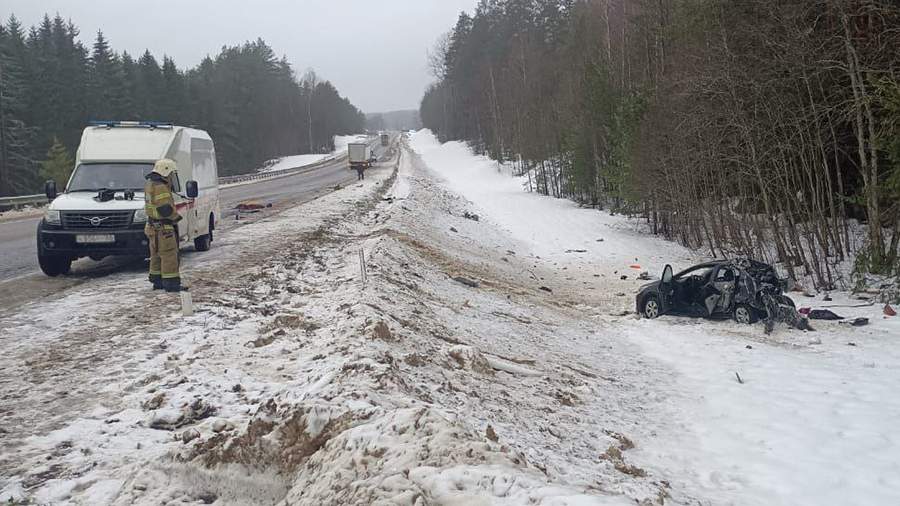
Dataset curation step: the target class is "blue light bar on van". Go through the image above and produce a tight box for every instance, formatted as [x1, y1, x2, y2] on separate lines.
[88, 120, 174, 129]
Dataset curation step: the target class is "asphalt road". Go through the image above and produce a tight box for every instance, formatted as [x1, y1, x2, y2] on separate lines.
[0, 143, 388, 286]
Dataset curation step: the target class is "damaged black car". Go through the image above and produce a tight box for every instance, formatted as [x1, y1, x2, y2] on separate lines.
[635, 258, 810, 332]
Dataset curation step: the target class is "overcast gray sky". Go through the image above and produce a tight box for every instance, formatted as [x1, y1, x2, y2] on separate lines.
[0, 0, 477, 113]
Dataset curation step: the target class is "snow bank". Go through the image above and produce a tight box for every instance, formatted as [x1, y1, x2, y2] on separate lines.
[409, 130, 694, 276]
[627, 310, 900, 506]
[333, 134, 369, 153]
[410, 129, 900, 505]
[5, 129, 897, 506]
[256, 134, 368, 174]
[258, 154, 331, 173]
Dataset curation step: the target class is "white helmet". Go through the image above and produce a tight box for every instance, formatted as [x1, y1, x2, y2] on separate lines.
[152, 158, 177, 177]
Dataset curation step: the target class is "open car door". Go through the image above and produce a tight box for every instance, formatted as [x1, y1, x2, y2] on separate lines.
[659, 265, 674, 313]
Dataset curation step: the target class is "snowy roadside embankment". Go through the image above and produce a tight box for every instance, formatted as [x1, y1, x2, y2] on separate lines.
[258, 154, 332, 174]
[2, 145, 660, 505]
[409, 129, 900, 506]
[408, 131, 695, 275]
[333, 134, 369, 153]
[262, 135, 368, 167]
[255, 135, 368, 175]
[2, 130, 897, 506]
[0, 158, 402, 505]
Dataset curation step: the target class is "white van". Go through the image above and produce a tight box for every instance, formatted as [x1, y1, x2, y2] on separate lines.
[37, 121, 221, 276]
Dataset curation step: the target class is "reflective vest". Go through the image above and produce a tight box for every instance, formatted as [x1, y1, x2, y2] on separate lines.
[144, 178, 180, 224]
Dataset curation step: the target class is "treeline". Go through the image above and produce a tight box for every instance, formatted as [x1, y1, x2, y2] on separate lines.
[421, 0, 900, 284]
[366, 110, 422, 132]
[0, 14, 365, 195]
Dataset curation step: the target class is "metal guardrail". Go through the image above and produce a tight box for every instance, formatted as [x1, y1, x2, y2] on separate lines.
[0, 194, 48, 210]
[219, 152, 348, 186]
[0, 152, 354, 211]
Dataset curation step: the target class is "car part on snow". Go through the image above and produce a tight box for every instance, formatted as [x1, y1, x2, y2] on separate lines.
[453, 276, 480, 288]
[808, 309, 845, 320]
[235, 201, 270, 212]
[762, 293, 810, 334]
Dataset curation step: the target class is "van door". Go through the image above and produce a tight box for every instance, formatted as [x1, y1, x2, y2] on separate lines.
[170, 171, 191, 245]
[190, 138, 217, 239]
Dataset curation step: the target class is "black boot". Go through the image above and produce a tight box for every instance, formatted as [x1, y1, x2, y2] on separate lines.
[150, 274, 163, 290]
[163, 277, 183, 293]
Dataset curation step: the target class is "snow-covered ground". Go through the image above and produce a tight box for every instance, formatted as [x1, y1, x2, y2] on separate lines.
[333, 134, 369, 153]
[0, 205, 45, 222]
[1, 131, 897, 506]
[256, 135, 369, 174]
[409, 130, 900, 505]
[258, 154, 332, 174]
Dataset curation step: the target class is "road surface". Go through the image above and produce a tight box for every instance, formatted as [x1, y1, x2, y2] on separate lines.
[0, 142, 389, 311]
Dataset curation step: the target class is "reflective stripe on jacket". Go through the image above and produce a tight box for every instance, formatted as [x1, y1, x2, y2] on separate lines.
[144, 179, 180, 223]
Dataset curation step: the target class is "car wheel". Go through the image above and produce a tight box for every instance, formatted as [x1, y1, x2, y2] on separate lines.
[642, 295, 661, 319]
[38, 253, 72, 277]
[194, 215, 214, 252]
[733, 304, 757, 324]
[194, 234, 211, 252]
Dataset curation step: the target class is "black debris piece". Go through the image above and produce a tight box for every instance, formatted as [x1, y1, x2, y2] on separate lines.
[453, 276, 480, 288]
[808, 309, 844, 320]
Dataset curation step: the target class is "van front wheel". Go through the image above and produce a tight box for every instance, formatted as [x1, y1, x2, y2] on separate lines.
[194, 215, 214, 252]
[194, 234, 211, 252]
[38, 253, 72, 277]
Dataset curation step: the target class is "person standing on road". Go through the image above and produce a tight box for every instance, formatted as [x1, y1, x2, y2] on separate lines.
[144, 159, 183, 292]
[355, 164, 366, 181]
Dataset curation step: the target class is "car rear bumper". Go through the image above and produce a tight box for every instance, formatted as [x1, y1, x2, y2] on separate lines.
[39, 226, 149, 257]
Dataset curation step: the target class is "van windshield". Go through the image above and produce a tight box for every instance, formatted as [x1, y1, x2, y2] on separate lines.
[68, 163, 154, 192]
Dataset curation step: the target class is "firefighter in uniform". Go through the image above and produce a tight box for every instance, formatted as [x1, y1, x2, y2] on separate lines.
[144, 159, 183, 292]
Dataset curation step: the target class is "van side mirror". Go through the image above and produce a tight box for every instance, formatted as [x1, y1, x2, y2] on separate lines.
[186, 180, 198, 199]
[45, 180, 58, 201]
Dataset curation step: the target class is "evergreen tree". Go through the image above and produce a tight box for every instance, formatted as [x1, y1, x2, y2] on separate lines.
[0, 15, 37, 196]
[160, 56, 185, 124]
[118, 51, 140, 119]
[88, 30, 124, 120]
[137, 50, 163, 119]
[0, 13, 367, 189]
[39, 136, 73, 188]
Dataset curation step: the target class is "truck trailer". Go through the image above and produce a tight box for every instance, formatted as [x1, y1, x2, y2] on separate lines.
[348, 143, 372, 171]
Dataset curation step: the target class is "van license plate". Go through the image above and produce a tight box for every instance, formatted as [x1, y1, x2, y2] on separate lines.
[76, 234, 115, 244]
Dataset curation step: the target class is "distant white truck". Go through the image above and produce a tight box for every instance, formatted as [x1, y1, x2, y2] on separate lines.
[348, 142, 372, 171]
[37, 121, 221, 276]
